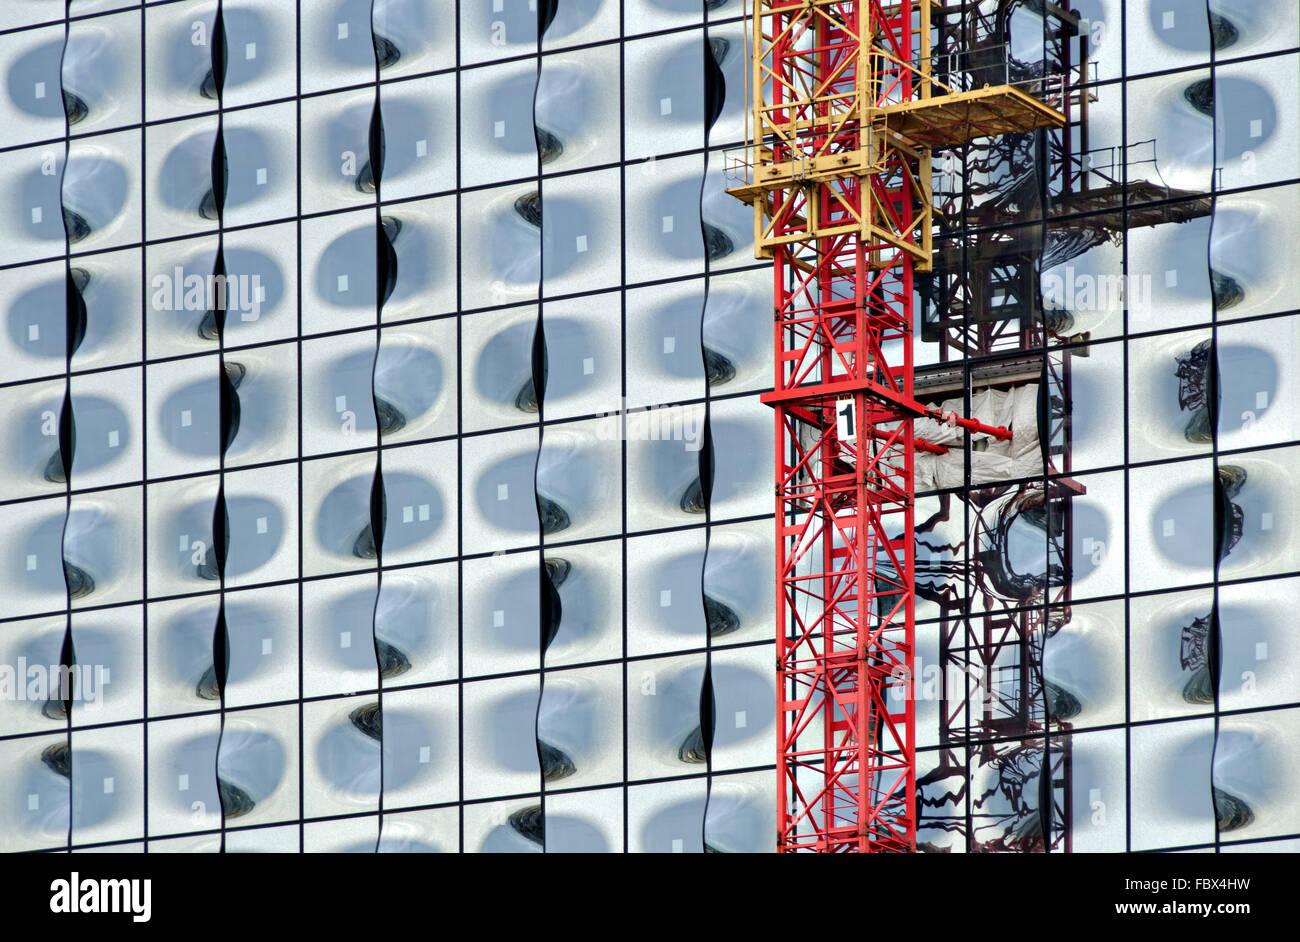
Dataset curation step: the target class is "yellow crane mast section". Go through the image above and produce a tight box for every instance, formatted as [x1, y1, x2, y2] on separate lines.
[727, 0, 1067, 271]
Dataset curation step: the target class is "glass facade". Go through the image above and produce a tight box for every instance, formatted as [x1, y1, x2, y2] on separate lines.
[0, 0, 1295, 853]
[911, 0, 1300, 853]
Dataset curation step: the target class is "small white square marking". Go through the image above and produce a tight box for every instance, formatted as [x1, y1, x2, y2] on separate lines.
[660, 97, 672, 116]
[178, 774, 189, 792]
[1165, 269, 1178, 288]
[493, 609, 505, 628]
[734, 710, 747, 729]
[497, 483, 509, 501]
[335, 394, 347, 413]
[103, 777, 114, 795]
[1162, 518, 1175, 537]
[415, 139, 428, 157]
[179, 534, 189, 552]
[1256, 642, 1268, 660]
[582, 357, 594, 375]
[1250, 119, 1263, 139]
[418, 504, 429, 522]
[340, 630, 352, 649]
[1162, 11, 1175, 29]
[418, 745, 431, 764]
[34, 82, 46, 99]
[181, 409, 193, 427]
[256, 515, 268, 535]
[575, 234, 588, 253]
[1256, 391, 1269, 410]
[31, 207, 42, 224]
[262, 637, 273, 656]
[338, 22, 350, 40]
[662, 215, 675, 234]
[663, 336, 675, 354]
[1261, 512, 1274, 531]
[256, 167, 267, 186]
[337, 274, 350, 293]
[671, 838, 683, 853]
[403, 505, 414, 524]
[28, 794, 39, 811]
[108, 429, 119, 448]
[659, 589, 672, 607]
[494, 120, 506, 139]
[27, 324, 39, 342]
[1081, 536, 1094, 554]
[25, 554, 37, 571]
[244, 42, 256, 60]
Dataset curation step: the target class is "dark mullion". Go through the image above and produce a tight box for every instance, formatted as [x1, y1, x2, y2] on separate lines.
[618, 0, 629, 855]
[533, 5, 547, 855]
[1120, 0, 1133, 855]
[369, 0, 386, 854]
[139, 0, 152, 851]
[1206, 0, 1224, 857]
[58, 0, 74, 854]
[698, 13, 718, 855]
[453, 0, 465, 858]
[213, 0, 230, 854]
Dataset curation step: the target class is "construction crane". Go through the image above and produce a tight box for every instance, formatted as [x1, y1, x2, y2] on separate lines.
[725, 0, 1066, 852]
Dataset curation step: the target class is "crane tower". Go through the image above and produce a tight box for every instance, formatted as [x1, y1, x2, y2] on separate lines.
[726, 0, 1067, 852]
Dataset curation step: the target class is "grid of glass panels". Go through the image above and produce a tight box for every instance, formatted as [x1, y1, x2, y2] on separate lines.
[0, 0, 1295, 855]
[912, 0, 1300, 853]
[0, 0, 777, 853]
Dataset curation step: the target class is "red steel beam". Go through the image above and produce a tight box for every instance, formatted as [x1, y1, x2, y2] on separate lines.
[766, 0, 920, 853]
[744, 0, 1063, 852]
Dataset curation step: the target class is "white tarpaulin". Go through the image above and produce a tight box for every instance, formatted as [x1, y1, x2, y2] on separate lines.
[913, 383, 1042, 490]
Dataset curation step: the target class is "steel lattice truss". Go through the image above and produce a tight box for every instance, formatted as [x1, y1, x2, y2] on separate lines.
[754, 0, 927, 853]
[731, 0, 1064, 852]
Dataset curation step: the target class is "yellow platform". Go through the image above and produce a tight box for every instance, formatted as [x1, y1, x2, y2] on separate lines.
[874, 84, 1066, 150]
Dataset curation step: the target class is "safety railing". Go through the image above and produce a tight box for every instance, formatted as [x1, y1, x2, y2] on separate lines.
[911, 44, 1086, 111]
[723, 145, 759, 191]
[1073, 139, 1168, 190]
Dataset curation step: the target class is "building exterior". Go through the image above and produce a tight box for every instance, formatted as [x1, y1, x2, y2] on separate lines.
[0, 0, 1295, 853]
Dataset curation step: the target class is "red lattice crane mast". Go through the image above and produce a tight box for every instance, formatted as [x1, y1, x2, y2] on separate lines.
[726, 0, 1064, 852]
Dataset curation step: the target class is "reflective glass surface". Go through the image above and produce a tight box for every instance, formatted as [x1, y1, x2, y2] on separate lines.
[0, 0, 1294, 854]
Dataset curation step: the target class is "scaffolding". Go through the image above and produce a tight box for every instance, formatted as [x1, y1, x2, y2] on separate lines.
[916, 1, 1221, 853]
[727, 0, 1066, 852]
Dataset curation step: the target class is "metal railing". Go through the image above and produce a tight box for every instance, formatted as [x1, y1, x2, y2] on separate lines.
[913, 44, 1090, 110]
[1074, 139, 1168, 189]
[923, 46, 1016, 93]
[723, 124, 870, 191]
[723, 145, 759, 190]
